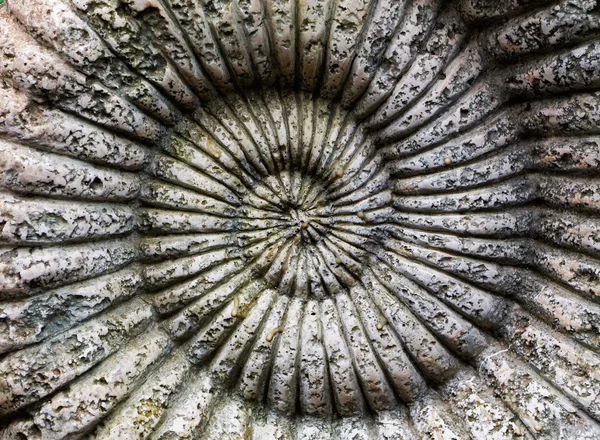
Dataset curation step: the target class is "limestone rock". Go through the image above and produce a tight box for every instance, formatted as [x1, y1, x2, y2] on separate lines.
[1, 0, 600, 438]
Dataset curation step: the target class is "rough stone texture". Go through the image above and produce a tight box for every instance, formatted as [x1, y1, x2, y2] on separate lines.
[0, 0, 600, 439]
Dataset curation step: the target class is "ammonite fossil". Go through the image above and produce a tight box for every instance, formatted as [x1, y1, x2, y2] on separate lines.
[0, 0, 600, 438]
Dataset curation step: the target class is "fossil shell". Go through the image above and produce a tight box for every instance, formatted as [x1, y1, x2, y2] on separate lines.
[1, 0, 600, 438]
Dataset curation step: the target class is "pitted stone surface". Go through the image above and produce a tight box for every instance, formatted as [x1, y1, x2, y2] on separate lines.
[1, 0, 600, 439]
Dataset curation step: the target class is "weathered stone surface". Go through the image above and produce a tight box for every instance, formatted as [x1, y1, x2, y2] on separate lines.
[1, 0, 600, 438]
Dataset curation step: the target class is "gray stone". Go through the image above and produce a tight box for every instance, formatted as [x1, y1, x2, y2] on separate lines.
[1, 0, 600, 438]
